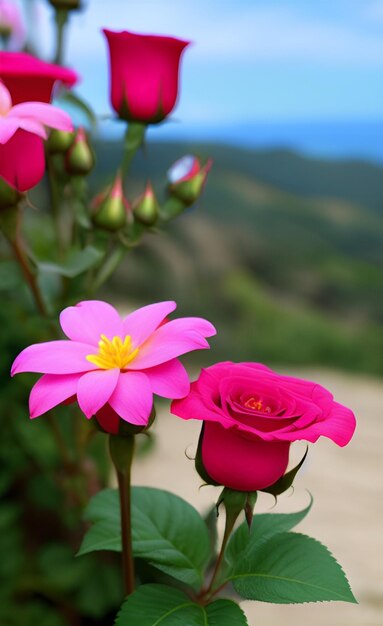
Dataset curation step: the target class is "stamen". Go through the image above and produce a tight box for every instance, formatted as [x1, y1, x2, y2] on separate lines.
[86, 334, 139, 370]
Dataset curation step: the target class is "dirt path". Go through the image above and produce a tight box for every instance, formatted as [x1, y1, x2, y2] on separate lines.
[132, 369, 383, 626]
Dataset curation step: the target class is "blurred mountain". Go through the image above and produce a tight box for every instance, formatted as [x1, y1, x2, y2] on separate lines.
[91, 141, 383, 374]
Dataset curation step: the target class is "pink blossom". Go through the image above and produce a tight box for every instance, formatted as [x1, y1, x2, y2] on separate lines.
[11, 300, 216, 429]
[0, 82, 72, 190]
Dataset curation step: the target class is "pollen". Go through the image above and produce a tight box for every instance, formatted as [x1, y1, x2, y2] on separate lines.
[86, 334, 138, 370]
[244, 397, 271, 414]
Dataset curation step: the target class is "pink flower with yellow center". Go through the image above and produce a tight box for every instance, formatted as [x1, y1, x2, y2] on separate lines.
[11, 300, 216, 430]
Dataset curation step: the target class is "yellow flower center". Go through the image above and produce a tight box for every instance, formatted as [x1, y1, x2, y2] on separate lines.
[244, 397, 271, 413]
[86, 334, 139, 370]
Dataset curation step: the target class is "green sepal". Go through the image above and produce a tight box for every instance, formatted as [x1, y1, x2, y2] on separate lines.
[93, 195, 127, 232]
[0, 179, 22, 212]
[195, 423, 220, 487]
[261, 447, 308, 496]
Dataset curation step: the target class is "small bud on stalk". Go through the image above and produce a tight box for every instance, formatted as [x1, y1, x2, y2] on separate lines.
[64, 127, 95, 176]
[92, 172, 130, 232]
[133, 182, 159, 226]
[167, 155, 212, 207]
[47, 128, 75, 154]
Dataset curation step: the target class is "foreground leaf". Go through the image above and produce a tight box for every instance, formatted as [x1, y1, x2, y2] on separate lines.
[226, 495, 312, 569]
[115, 584, 248, 625]
[79, 488, 210, 589]
[230, 532, 357, 604]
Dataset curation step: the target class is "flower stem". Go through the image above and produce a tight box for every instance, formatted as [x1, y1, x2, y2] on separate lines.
[109, 435, 135, 597]
[121, 122, 147, 179]
[53, 8, 69, 65]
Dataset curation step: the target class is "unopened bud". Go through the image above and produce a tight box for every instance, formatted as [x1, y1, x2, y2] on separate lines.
[0, 178, 21, 211]
[47, 129, 75, 154]
[64, 127, 95, 176]
[133, 182, 159, 226]
[167, 155, 212, 207]
[92, 172, 130, 232]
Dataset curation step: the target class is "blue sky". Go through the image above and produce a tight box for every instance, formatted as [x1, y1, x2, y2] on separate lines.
[19, 0, 383, 149]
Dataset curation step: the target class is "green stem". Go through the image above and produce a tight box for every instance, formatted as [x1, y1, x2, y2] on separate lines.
[121, 122, 147, 180]
[10, 210, 48, 317]
[46, 154, 64, 258]
[53, 8, 69, 65]
[109, 435, 135, 597]
[91, 242, 126, 294]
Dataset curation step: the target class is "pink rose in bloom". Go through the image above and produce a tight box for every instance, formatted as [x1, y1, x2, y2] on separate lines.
[0, 52, 78, 104]
[0, 82, 73, 191]
[171, 362, 356, 491]
[11, 300, 216, 432]
[103, 29, 190, 123]
[0, 0, 25, 51]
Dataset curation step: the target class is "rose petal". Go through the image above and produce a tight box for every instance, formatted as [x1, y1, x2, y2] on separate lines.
[108, 371, 153, 425]
[77, 368, 120, 419]
[11, 340, 97, 375]
[29, 373, 81, 418]
[144, 358, 190, 398]
[60, 300, 124, 344]
[123, 300, 176, 346]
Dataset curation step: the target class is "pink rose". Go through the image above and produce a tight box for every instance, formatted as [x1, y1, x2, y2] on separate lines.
[171, 362, 356, 491]
[103, 29, 189, 123]
[0, 53, 76, 192]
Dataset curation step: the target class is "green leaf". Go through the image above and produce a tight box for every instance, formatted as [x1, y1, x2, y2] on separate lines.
[226, 495, 313, 569]
[37, 246, 103, 278]
[115, 584, 248, 625]
[79, 488, 210, 589]
[58, 89, 97, 126]
[230, 532, 357, 604]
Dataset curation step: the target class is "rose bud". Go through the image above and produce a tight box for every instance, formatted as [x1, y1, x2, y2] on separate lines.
[133, 182, 159, 226]
[168, 155, 212, 207]
[47, 128, 75, 154]
[103, 29, 190, 124]
[92, 172, 130, 232]
[172, 362, 356, 493]
[0, 0, 25, 50]
[64, 127, 95, 176]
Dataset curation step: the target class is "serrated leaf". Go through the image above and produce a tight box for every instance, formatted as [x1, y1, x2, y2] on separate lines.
[115, 584, 248, 625]
[37, 246, 103, 278]
[226, 495, 312, 569]
[230, 532, 357, 604]
[79, 488, 210, 589]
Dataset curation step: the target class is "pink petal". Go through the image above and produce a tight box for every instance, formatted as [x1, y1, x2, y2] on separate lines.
[144, 359, 190, 399]
[123, 300, 177, 346]
[29, 373, 81, 418]
[60, 300, 124, 344]
[11, 340, 98, 375]
[131, 317, 216, 369]
[77, 368, 120, 419]
[9, 102, 73, 132]
[108, 371, 153, 425]
[0, 129, 45, 191]
[17, 117, 47, 138]
[0, 118, 18, 143]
